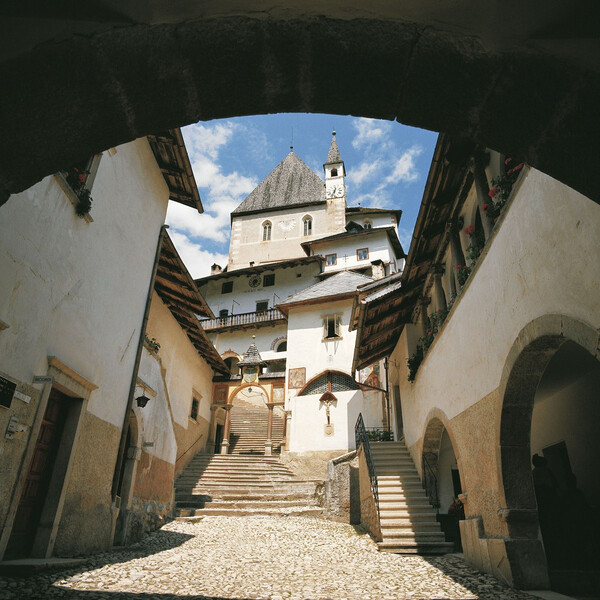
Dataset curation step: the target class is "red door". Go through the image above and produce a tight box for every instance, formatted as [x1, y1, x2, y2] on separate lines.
[5, 388, 69, 559]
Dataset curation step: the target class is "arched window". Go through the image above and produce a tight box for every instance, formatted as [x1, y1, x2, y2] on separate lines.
[262, 220, 272, 241]
[331, 168, 338, 177]
[303, 215, 313, 236]
[363, 219, 372, 230]
[276, 340, 287, 352]
[299, 370, 361, 396]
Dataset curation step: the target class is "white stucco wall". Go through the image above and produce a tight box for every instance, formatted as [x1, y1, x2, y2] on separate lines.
[286, 298, 385, 452]
[145, 293, 215, 429]
[311, 230, 399, 274]
[229, 203, 346, 269]
[199, 261, 321, 317]
[0, 138, 169, 428]
[391, 169, 600, 450]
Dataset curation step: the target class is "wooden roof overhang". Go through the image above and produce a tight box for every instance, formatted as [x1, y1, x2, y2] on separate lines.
[195, 255, 322, 286]
[147, 128, 202, 212]
[351, 134, 476, 372]
[155, 232, 228, 375]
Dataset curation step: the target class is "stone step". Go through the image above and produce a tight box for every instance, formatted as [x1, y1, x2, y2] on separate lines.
[379, 515, 439, 525]
[176, 506, 324, 519]
[377, 540, 455, 555]
[175, 491, 318, 503]
[178, 499, 320, 510]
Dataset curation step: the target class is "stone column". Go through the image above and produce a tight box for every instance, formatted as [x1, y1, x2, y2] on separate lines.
[469, 153, 493, 241]
[208, 405, 220, 453]
[265, 402, 275, 456]
[220, 404, 233, 455]
[446, 221, 465, 291]
[431, 265, 446, 311]
[283, 410, 292, 451]
[417, 297, 431, 337]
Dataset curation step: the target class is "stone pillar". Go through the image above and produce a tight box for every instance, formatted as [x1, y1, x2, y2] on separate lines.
[208, 405, 220, 453]
[431, 264, 446, 311]
[446, 221, 465, 291]
[265, 402, 274, 456]
[283, 410, 292, 451]
[417, 297, 430, 337]
[469, 153, 493, 241]
[220, 404, 232, 455]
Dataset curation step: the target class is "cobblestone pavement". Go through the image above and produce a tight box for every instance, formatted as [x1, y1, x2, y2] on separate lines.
[0, 516, 538, 600]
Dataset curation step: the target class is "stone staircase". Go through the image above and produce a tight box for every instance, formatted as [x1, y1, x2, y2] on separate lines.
[370, 440, 454, 554]
[229, 399, 284, 454]
[175, 453, 323, 519]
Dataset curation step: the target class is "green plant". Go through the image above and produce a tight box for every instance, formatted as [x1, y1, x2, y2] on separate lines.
[486, 157, 524, 223]
[407, 345, 424, 382]
[64, 166, 94, 217]
[144, 335, 160, 354]
[455, 264, 471, 286]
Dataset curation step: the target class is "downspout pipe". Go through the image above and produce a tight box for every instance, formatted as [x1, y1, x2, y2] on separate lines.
[111, 224, 168, 499]
[384, 358, 391, 435]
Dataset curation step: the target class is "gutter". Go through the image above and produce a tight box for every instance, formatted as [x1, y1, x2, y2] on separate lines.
[111, 224, 168, 499]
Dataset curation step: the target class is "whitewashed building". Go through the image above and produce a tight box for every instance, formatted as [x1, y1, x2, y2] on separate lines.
[196, 134, 405, 461]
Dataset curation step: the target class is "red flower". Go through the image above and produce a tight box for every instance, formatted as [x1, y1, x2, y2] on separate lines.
[482, 203, 489, 212]
[464, 224, 475, 235]
[78, 173, 87, 183]
[488, 187, 499, 198]
[505, 157, 512, 165]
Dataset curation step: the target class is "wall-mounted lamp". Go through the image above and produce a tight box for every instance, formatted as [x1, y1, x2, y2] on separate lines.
[136, 394, 150, 408]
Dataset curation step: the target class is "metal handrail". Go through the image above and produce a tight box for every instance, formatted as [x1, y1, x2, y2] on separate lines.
[199, 307, 285, 330]
[422, 453, 440, 513]
[355, 413, 379, 516]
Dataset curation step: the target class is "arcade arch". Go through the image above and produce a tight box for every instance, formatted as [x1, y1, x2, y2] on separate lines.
[499, 315, 600, 593]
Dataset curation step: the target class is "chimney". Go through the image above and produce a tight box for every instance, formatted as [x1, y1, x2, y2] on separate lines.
[211, 263, 222, 275]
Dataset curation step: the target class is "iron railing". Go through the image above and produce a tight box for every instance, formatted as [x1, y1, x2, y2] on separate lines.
[422, 454, 440, 513]
[355, 413, 379, 516]
[199, 307, 285, 331]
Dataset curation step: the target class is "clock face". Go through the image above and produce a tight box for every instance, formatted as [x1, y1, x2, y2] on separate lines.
[326, 184, 344, 199]
[249, 274, 261, 288]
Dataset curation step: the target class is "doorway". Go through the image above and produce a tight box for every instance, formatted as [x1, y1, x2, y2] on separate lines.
[4, 388, 70, 559]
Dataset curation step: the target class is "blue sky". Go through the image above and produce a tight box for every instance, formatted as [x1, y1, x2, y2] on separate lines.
[166, 114, 438, 277]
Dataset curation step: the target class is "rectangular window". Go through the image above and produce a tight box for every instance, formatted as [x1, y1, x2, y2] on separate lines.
[357, 248, 369, 260]
[190, 397, 199, 421]
[322, 314, 342, 340]
[221, 281, 233, 294]
[263, 273, 275, 287]
[325, 254, 337, 266]
[256, 300, 269, 313]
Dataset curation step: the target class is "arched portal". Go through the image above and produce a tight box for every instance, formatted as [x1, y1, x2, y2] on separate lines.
[499, 316, 600, 594]
[1, 5, 598, 204]
[422, 413, 464, 550]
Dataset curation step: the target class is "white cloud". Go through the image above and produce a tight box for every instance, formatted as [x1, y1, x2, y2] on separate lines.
[351, 118, 392, 150]
[166, 202, 233, 244]
[347, 160, 381, 187]
[184, 122, 237, 160]
[168, 230, 228, 279]
[385, 146, 423, 184]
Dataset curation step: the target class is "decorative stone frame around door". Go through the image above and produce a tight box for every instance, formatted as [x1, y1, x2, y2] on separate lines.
[0, 356, 97, 559]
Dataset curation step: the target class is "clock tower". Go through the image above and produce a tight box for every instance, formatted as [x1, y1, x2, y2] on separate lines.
[324, 131, 347, 233]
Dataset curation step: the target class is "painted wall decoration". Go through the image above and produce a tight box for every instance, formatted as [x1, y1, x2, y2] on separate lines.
[288, 367, 306, 389]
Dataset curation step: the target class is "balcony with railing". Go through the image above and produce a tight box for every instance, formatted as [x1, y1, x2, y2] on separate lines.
[199, 307, 286, 332]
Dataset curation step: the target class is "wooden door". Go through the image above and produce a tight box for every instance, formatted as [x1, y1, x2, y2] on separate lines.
[5, 388, 69, 558]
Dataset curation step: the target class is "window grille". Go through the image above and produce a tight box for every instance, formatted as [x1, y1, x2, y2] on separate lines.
[263, 273, 275, 287]
[221, 281, 233, 294]
[299, 371, 361, 395]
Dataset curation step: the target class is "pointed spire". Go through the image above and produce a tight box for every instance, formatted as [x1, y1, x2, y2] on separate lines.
[325, 130, 342, 165]
[238, 335, 267, 367]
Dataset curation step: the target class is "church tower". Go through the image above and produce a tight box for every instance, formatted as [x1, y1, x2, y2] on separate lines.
[324, 131, 347, 233]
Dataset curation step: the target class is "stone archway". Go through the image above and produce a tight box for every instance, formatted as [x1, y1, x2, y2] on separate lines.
[422, 411, 464, 510]
[1, 4, 598, 204]
[498, 314, 600, 591]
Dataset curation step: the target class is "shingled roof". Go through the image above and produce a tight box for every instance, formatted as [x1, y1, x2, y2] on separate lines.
[232, 152, 325, 216]
[325, 133, 342, 164]
[278, 270, 373, 314]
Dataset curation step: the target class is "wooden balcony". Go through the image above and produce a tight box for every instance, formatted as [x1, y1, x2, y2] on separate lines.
[199, 307, 286, 332]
